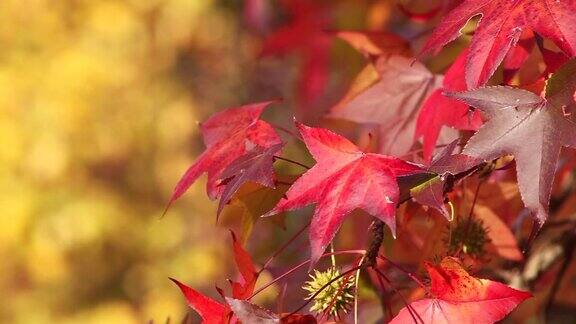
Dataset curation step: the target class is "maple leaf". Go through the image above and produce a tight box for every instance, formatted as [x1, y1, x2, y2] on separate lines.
[426, 140, 482, 176]
[279, 314, 317, 324]
[415, 49, 483, 161]
[421, 0, 576, 88]
[391, 257, 531, 323]
[410, 141, 482, 219]
[165, 101, 281, 213]
[266, 122, 421, 265]
[217, 143, 284, 216]
[171, 231, 259, 322]
[229, 230, 259, 299]
[221, 175, 294, 244]
[225, 298, 318, 324]
[411, 176, 451, 220]
[329, 55, 442, 156]
[502, 30, 535, 84]
[226, 298, 279, 323]
[260, 0, 331, 110]
[333, 30, 410, 57]
[446, 58, 576, 226]
[169, 278, 229, 323]
[475, 204, 524, 261]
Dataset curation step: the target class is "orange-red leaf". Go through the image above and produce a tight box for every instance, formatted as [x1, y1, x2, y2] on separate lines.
[391, 257, 531, 323]
[229, 230, 258, 299]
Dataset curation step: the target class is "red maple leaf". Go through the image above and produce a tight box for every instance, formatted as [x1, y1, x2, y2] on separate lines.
[415, 48, 483, 161]
[165, 101, 281, 213]
[421, 0, 576, 88]
[260, 0, 331, 110]
[502, 30, 536, 84]
[266, 122, 421, 264]
[169, 278, 229, 323]
[171, 231, 259, 323]
[228, 231, 259, 300]
[391, 257, 531, 323]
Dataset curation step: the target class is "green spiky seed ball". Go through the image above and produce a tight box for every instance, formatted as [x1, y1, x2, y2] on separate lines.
[446, 217, 490, 257]
[302, 268, 355, 318]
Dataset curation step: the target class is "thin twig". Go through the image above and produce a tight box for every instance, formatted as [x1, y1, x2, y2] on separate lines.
[248, 250, 365, 300]
[269, 122, 303, 141]
[545, 227, 576, 314]
[284, 265, 364, 318]
[377, 255, 426, 289]
[260, 222, 310, 273]
[373, 268, 424, 324]
[354, 256, 366, 324]
[273, 155, 311, 169]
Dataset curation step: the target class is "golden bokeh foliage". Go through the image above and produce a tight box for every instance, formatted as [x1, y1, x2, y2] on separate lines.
[0, 0, 266, 322]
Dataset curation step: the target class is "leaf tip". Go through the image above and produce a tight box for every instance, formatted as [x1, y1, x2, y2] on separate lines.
[442, 90, 459, 98]
[229, 229, 239, 243]
[161, 199, 175, 219]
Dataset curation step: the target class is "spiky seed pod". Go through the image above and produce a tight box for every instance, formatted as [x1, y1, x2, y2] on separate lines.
[302, 268, 355, 318]
[446, 217, 490, 257]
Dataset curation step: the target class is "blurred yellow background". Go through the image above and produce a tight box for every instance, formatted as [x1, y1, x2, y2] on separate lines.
[0, 0, 273, 322]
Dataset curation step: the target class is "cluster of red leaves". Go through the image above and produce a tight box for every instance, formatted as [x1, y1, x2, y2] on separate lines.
[166, 0, 576, 322]
[169, 232, 257, 323]
[170, 231, 316, 323]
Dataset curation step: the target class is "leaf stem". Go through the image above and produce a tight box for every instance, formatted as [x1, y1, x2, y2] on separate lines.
[269, 122, 303, 141]
[353, 256, 366, 324]
[373, 268, 425, 324]
[377, 254, 427, 289]
[273, 155, 311, 169]
[284, 265, 364, 318]
[260, 222, 310, 273]
[248, 250, 365, 300]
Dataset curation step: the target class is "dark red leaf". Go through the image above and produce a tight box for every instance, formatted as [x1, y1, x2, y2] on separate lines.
[217, 143, 284, 216]
[280, 314, 317, 324]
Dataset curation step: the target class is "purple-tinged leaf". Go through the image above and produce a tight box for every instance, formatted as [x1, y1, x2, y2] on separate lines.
[217, 143, 284, 216]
